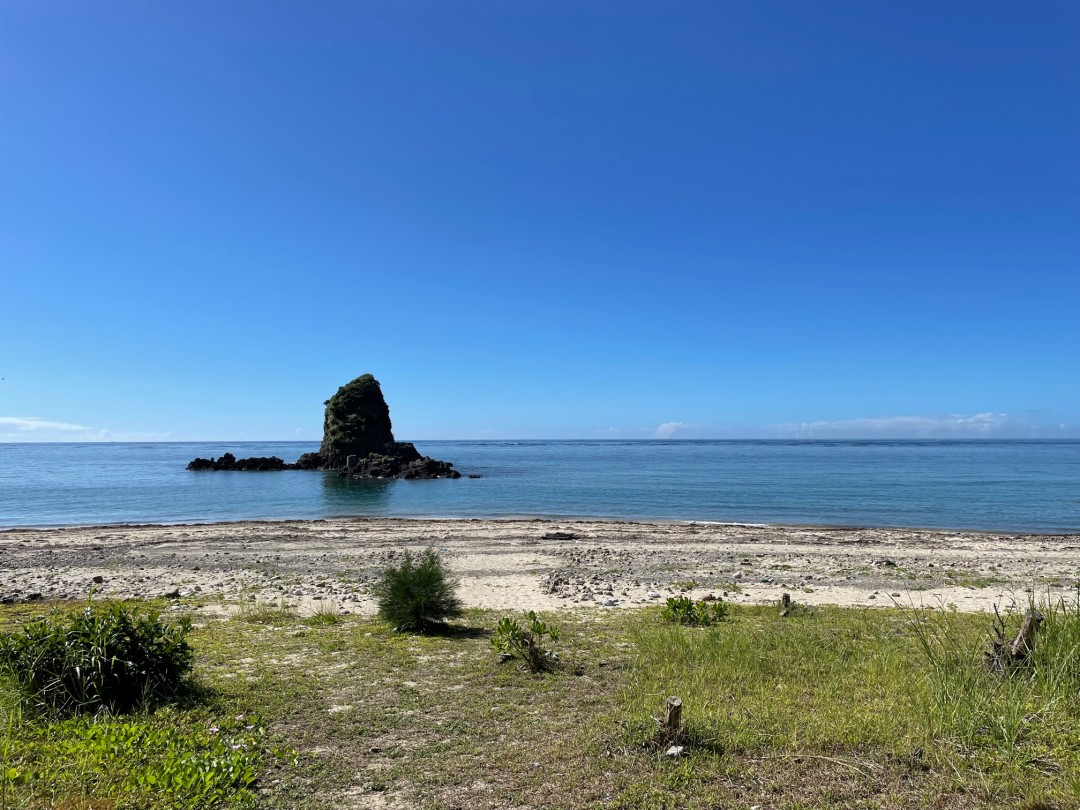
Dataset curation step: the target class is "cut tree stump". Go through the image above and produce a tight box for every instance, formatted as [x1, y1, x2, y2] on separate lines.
[664, 696, 683, 738]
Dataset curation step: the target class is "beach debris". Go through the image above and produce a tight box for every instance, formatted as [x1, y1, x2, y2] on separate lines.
[665, 745, 685, 758]
[987, 606, 1044, 673]
[647, 590, 661, 599]
[599, 596, 619, 607]
[780, 592, 792, 616]
[543, 531, 578, 540]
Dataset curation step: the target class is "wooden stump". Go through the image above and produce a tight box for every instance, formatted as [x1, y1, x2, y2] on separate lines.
[664, 696, 683, 738]
[780, 592, 791, 616]
[1009, 609, 1043, 662]
[988, 607, 1044, 672]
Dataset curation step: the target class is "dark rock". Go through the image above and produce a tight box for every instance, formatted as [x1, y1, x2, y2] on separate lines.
[345, 452, 460, 480]
[186, 454, 289, 471]
[292, 452, 325, 470]
[186, 373, 461, 479]
[320, 374, 397, 467]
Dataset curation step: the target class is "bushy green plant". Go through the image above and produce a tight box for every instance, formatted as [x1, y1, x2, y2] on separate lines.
[0, 602, 193, 715]
[661, 595, 728, 626]
[492, 611, 561, 672]
[373, 547, 463, 632]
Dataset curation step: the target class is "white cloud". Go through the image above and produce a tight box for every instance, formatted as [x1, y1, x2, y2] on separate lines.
[0, 416, 96, 433]
[0, 417, 173, 443]
[772, 412, 1014, 439]
[655, 421, 688, 439]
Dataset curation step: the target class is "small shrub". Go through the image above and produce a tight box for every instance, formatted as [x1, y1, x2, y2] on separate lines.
[0, 602, 193, 715]
[661, 596, 728, 627]
[238, 598, 297, 625]
[373, 547, 463, 632]
[307, 601, 343, 626]
[492, 611, 561, 672]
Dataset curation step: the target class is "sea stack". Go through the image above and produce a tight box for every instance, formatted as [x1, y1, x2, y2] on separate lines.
[320, 374, 400, 465]
[186, 374, 460, 479]
[320, 374, 460, 479]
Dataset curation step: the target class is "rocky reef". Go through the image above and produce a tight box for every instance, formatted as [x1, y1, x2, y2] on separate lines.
[187, 374, 460, 479]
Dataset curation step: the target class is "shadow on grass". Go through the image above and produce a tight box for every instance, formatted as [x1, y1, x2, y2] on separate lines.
[167, 677, 233, 713]
[639, 729, 726, 757]
[400, 621, 492, 639]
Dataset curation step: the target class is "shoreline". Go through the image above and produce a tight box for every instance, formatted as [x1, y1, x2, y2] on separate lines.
[4, 513, 1078, 537]
[3, 517, 1079, 615]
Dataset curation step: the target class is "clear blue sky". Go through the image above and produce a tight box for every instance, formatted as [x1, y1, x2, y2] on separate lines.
[2, 1, 1078, 441]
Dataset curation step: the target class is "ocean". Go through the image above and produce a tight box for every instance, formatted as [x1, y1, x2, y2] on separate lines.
[0, 440, 1077, 533]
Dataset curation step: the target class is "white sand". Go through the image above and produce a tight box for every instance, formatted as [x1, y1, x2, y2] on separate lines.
[2, 518, 1077, 615]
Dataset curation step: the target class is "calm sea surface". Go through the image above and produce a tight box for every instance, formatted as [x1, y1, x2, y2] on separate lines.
[0, 440, 1077, 532]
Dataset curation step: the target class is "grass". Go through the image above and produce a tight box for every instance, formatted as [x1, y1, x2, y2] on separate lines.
[0, 597, 1079, 808]
[942, 570, 1007, 589]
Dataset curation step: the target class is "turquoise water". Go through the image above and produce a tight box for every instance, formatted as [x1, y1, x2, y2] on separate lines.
[0, 440, 1077, 532]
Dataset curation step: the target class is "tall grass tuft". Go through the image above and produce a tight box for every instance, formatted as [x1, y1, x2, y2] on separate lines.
[0, 601, 193, 716]
[1027, 586, 1080, 698]
[373, 547, 463, 632]
[908, 592, 1080, 802]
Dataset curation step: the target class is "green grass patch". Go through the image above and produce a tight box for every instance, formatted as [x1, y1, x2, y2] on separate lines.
[0, 601, 287, 809]
[943, 570, 1007, 589]
[1, 597, 1079, 808]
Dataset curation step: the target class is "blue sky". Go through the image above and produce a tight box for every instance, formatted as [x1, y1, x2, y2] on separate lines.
[2, 1, 1078, 441]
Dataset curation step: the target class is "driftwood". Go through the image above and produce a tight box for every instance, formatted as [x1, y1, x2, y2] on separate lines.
[780, 592, 792, 617]
[1009, 610, 1043, 660]
[987, 606, 1044, 673]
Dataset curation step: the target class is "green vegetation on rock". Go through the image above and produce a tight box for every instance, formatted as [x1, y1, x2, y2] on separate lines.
[319, 374, 396, 467]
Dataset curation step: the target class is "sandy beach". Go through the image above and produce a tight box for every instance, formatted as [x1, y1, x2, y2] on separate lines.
[2, 518, 1077, 616]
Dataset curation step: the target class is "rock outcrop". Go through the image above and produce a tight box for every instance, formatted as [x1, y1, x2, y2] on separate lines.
[320, 374, 402, 466]
[187, 374, 460, 479]
[320, 374, 459, 479]
[186, 453, 291, 471]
